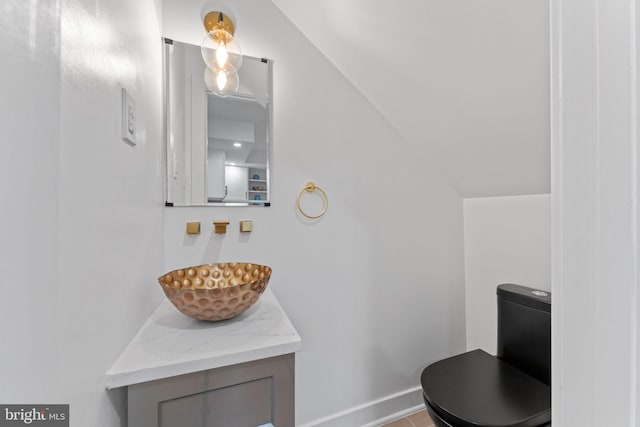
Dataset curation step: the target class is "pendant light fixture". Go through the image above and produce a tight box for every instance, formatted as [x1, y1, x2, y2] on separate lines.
[201, 11, 243, 96]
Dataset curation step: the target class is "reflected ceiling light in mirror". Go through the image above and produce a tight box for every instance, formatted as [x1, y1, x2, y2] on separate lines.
[201, 11, 243, 72]
[233, 142, 242, 147]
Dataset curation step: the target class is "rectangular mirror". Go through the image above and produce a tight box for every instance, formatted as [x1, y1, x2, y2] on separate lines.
[164, 39, 272, 206]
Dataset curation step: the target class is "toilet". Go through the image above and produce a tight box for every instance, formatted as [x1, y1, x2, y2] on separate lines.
[420, 284, 551, 427]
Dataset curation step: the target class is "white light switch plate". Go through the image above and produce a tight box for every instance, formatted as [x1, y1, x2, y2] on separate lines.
[121, 88, 136, 145]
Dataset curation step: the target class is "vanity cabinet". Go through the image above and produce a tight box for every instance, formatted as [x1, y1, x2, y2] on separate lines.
[128, 354, 294, 427]
[106, 290, 301, 427]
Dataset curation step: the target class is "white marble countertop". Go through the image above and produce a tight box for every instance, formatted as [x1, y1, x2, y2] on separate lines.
[106, 289, 301, 389]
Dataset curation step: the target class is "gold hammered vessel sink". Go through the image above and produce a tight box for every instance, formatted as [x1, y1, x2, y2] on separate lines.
[158, 263, 272, 321]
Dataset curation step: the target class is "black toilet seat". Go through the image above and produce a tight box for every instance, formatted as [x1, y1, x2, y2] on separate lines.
[421, 349, 551, 427]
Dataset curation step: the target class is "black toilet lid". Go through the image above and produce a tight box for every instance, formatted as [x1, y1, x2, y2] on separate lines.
[421, 349, 551, 427]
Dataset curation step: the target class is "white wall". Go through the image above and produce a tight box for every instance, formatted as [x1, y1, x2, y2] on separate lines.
[272, 0, 550, 198]
[0, 0, 165, 426]
[463, 195, 550, 353]
[161, 0, 467, 425]
[0, 0, 62, 400]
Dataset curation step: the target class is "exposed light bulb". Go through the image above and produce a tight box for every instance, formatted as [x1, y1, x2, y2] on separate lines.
[216, 71, 227, 90]
[201, 33, 243, 73]
[204, 63, 239, 97]
[215, 43, 229, 68]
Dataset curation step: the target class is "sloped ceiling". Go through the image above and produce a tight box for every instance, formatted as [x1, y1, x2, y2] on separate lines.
[271, 0, 550, 197]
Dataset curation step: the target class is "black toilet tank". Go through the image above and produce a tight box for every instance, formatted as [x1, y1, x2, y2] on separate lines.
[497, 284, 551, 386]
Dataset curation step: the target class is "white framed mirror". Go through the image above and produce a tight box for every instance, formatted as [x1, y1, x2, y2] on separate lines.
[164, 38, 272, 206]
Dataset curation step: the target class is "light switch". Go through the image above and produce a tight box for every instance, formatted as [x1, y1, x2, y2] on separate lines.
[121, 88, 136, 145]
[240, 220, 253, 233]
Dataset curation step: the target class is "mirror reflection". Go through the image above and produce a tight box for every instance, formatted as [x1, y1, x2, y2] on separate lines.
[165, 39, 272, 206]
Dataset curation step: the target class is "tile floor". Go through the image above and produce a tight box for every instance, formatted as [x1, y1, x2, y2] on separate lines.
[381, 409, 434, 427]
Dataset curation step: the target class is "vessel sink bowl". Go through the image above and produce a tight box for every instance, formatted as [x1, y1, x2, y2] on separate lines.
[158, 263, 272, 321]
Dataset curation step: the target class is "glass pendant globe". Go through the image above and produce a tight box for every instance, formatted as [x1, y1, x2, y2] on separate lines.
[204, 68, 239, 97]
[201, 30, 243, 73]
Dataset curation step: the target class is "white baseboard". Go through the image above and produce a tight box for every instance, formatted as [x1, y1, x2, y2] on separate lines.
[298, 386, 424, 427]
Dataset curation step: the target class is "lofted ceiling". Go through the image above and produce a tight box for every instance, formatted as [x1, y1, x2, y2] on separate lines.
[271, 0, 550, 198]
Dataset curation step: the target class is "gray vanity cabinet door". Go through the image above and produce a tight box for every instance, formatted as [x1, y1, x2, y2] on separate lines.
[128, 354, 294, 427]
[159, 376, 272, 426]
